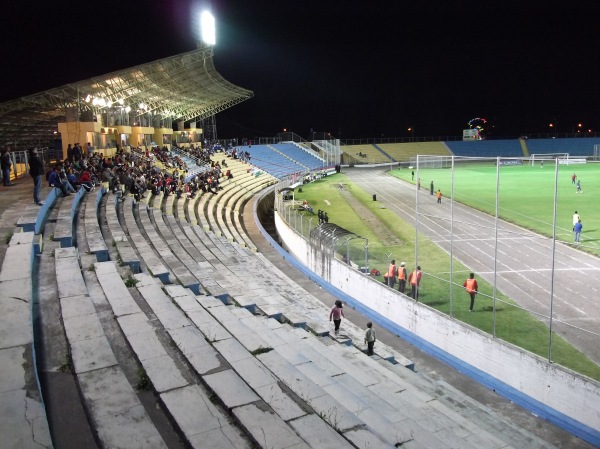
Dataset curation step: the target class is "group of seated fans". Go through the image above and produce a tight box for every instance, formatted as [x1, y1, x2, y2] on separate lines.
[48, 141, 249, 202]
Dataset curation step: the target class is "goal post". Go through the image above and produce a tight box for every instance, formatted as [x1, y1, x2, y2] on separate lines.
[412, 155, 453, 169]
[530, 153, 569, 166]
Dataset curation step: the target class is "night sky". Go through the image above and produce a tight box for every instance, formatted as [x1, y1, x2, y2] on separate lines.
[1, 0, 598, 140]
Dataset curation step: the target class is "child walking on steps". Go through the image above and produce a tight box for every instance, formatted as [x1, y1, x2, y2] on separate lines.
[364, 322, 376, 356]
[329, 300, 345, 335]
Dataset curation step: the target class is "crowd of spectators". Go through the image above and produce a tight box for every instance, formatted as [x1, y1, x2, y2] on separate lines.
[43, 140, 253, 203]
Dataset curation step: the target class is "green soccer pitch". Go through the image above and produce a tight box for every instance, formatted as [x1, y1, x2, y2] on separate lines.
[391, 161, 600, 255]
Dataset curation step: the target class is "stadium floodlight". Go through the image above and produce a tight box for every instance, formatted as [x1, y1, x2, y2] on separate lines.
[200, 11, 216, 46]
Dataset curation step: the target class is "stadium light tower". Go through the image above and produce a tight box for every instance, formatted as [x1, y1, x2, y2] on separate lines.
[200, 10, 216, 46]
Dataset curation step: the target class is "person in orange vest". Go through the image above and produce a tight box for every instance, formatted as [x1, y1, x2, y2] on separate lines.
[387, 260, 397, 288]
[436, 189, 442, 204]
[408, 266, 422, 300]
[397, 262, 407, 293]
[463, 273, 478, 312]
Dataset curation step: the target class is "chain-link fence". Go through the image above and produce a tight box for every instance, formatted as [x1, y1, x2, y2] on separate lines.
[275, 177, 369, 271]
[413, 155, 600, 369]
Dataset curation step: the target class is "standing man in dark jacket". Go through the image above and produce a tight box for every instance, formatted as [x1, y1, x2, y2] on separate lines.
[29, 148, 45, 205]
[1, 147, 14, 186]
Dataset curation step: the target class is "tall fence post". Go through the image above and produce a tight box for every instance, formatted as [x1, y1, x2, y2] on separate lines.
[548, 158, 560, 362]
[492, 156, 500, 336]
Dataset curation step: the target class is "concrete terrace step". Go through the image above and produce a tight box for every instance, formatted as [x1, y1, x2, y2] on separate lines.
[95, 264, 249, 449]
[122, 198, 170, 283]
[219, 178, 271, 249]
[53, 187, 86, 247]
[190, 295, 404, 446]
[133, 273, 314, 448]
[16, 186, 56, 234]
[173, 201, 413, 365]
[239, 313, 533, 449]
[84, 189, 109, 262]
[136, 206, 199, 292]
[138, 273, 393, 449]
[57, 250, 167, 449]
[0, 231, 52, 449]
[153, 216, 230, 300]
[104, 194, 140, 272]
[208, 172, 264, 242]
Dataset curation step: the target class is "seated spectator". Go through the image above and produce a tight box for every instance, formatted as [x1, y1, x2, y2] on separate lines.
[48, 166, 72, 196]
[66, 169, 80, 189]
[79, 169, 95, 191]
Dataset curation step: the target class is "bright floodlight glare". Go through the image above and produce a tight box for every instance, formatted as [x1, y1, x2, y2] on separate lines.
[201, 11, 216, 46]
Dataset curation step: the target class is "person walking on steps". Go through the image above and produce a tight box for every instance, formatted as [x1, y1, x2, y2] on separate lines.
[329, 300, 345, 336]
[463, 273, 478, 312]
[364, 322, 376, 356]
[436, 189, 442, 204]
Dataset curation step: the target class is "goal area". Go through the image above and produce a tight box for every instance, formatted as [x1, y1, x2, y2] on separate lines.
[411, 155, 453, 169]
[530, 153, 569, 166]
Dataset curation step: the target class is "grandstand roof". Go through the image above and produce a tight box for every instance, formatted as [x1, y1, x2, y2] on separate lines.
[0, 46, 253, 147]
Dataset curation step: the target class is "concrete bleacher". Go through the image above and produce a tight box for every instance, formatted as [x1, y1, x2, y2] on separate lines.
[0, 231, 52, 449]
[238, 144, 303, 178]
[16, 186, 55, 234]
[272, 143, 324, 171]
[525, 137, 600, 157]
[84, 188, 109, 262]
[136, 200, 200, 293]
[104, 193, 141, 273]
[122, 267, 558, 449]
[378, 141, 451, 162]
[122, 197, 170, 283]
[445, 139, 524, 157]
[53, 187, 86, 248]
[1, 160, 581, 449]
[340, 143, 390, 164]
[58, 249, 168, 448]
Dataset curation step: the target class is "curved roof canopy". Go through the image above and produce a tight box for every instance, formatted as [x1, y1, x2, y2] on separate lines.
[0, 46, 253, 147]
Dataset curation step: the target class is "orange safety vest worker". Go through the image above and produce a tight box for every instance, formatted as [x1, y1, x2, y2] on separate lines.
[465, 278, 477, 294]
[398, 267, 406, 280]
[409, 269, 421, 285]
[388, 263, 397, 279]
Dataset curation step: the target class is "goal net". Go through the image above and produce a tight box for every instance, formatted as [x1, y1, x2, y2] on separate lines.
[412, 155, 453, 169]
[530, 153, 569, 166]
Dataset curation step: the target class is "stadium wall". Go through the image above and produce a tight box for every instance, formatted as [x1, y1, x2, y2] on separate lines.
[272, 212, 600, 445]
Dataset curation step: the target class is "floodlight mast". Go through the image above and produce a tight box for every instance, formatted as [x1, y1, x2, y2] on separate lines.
[200, 11, 216, 46]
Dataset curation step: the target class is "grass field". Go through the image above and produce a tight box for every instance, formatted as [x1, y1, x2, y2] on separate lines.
[293, 172, 600, 381]
[391, 161, 600, 255]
